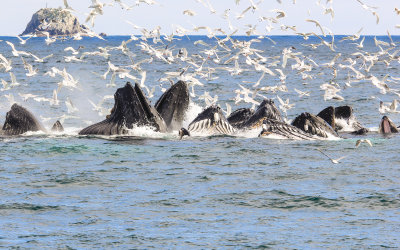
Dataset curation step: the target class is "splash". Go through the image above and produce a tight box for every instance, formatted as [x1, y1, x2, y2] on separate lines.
[182, 100, 203, 128]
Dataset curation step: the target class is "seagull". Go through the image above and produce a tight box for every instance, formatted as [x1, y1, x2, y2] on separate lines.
[236, 6, 252, 19]
[198, 91, 218, 106]
[19, 93, 38, 101]
[42, 31, 57, 45]
[64, 46, 84, 55]
[277, 95, 295, 115]
[356, 0, 378, 11]
[306, 19, 326, 36]
[57, 68, 79, 91]
[30, 52, 53, 63]
[379, 101, 390, 114]
[5, 41, 30, 57]
[183, 9, 196, 16]
[320, 83, 344, 101]
[270, 9, 286, 19]
[16, 35, 33, 45]
[136, 0, 158, 5]
[21, 57, 38, 77]
[389, 99, 400, 113]
[317, 149, 347, 164]
[0, 53, 12, 72]
[355, 139, 372, 148]
[387, 30, 396, 47]
[65, 97, 78, 113]
[50, 89, 59, 106]
[368, 75, 389, 94]
[64, 55, 83, 63]
[351, 36, 365, 48]
[63, 0, 75, 11]
[9, 72, 20, 87]
[114, 0, 135, 10]
[1, 79, 10, 91]
[294, 88, 310, 97]
[340, 27, 363, 42]
[88, 95, 113, 116]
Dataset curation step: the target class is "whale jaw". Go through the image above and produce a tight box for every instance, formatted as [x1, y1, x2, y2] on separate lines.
[292, 112, 338, 138]
[187, 105, 235, 135]
[51, 120, 64, 132]
[79, 82, 166, 135]
[2, 104, 45, 135]
[155, 80, 189, 132]
[317, 105, 366, 132]
[379, 116, 399, 134]
[227, 108, 255, 129]
[260, 119, 316, 140]
[240, 99, 283, 129]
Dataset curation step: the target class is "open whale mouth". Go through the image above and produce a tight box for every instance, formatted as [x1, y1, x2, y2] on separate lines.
[79, 82, 166, 135]
[186, 106, 235, 135]
[381, 117, 392, 134]
[155, 80, 189, 132]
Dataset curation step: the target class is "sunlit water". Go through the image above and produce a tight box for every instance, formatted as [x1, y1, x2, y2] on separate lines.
[0, 36, 400, 248]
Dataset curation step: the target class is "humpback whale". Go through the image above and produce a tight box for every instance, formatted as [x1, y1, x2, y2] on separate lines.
[51, 120, 64, 132]
[1, 104, 45, 135]
[180, 105, 235, 137]
[236, 99, 283, 129]
[317, 105, 367, 133]
[259, 119, 316, 140]
[155, 80, 189, 132]
[379, 116, 399, 134]
[292, 112, 338, 138]
[227, 108, 255, 129]
[316, 106, 335, 130]
[79, 82, 167, 135]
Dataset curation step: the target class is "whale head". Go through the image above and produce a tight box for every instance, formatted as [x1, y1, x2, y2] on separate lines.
[379, 116, 399, 134]
[2, 104, 45, 135]
[79, 82, 166, 135]
[155, 80, 189, 132]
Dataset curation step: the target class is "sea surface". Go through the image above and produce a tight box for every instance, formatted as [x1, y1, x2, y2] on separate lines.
[0, 35, 399, 248]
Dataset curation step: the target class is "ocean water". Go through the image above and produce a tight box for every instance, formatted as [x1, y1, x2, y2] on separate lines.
[0, 35, 400, 248]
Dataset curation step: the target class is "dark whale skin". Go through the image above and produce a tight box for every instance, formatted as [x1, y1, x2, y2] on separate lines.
[79, 82, 166, 135]
[155, 80, 189, 132]
[240, 99, 283, 129]
[1, 104, 45, 135]
[292, 112, 338, 138]
[227, 108, 255, 129]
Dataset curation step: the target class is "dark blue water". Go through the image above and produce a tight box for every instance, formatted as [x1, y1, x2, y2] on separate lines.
[0, 35, 400, 248]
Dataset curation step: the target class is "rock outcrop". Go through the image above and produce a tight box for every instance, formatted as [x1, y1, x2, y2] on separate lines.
[21, 8, 89, 36]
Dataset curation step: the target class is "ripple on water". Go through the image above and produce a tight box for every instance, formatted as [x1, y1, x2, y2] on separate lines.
[0, 203, 60, 211]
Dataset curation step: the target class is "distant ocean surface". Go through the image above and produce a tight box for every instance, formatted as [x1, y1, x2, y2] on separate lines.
[0, 35, 399, 248]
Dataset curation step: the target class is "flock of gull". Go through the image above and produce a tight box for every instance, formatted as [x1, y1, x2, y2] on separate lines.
[1, 0, 400, 157]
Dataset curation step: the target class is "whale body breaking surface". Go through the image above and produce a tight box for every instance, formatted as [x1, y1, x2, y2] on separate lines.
[0, 80, 395, 140]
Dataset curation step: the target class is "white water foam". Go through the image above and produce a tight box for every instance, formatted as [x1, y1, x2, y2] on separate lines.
[182, 101, 203, 129]
[335, 118, 357, 132]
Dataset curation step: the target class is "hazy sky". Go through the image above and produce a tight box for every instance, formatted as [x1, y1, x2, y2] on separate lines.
[0, 0, 399, 36]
